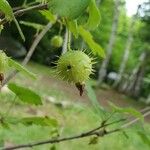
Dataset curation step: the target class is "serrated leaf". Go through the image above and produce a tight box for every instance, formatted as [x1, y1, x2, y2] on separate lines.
[21, 117, 58, 127]
[137, 131, 150, 147]
[109, 102, 144, 122]
[66, 20, 78, 38]
[39, 10, 57, 23]
[78, 26, 105, 58]
[49, 0, 90, 19]
[8, 83, 42, 105]
[85, 0, 101, 30]
[8, 58, 36, 79]
[0, 0, 13, 21]
[20, 21, 44, 31]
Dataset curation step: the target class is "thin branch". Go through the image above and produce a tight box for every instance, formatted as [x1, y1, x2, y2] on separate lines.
[2, 22, 53, 86]
[121, 110, 150, 129]
[2, 129, 120, 150]
[0, 3, 48, 25]
[62, 28, 68, 54]
[2, 110, 150, 150]
[2, 119, 123, 150]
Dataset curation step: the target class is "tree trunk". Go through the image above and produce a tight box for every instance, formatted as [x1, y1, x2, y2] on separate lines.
[122, 52, 145, 91]
[113, 35, 133, 88]
[113, 6, 141, 88]
[147, 94, 150, 104]
[122, 51, 147, 98]
[98, 0, 120, 84]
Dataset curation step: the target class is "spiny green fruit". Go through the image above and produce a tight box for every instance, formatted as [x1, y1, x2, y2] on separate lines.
[56, 50, 94, 83]
[0, 50, 8, 73]
[51, 35, 63, 48]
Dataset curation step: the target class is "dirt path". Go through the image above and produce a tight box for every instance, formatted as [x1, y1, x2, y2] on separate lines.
[26, 74, 150, 121]
[40, 75, 147, 109]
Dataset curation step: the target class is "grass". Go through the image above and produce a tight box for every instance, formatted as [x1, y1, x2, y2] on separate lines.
[0, 62, 150, 150]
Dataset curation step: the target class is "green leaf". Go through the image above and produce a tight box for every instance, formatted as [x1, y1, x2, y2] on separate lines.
[88, 136, 99, 145]
[8, 58, 36, 79]
[8, 83, 42, 105]
[39, 10, 57, 23]
[49, 0, 90, 19]
[0, 0, 13, 21]
[137, 131, 150, 147]
[85, 82, 105, 118]
[66, 20, 78, 38]
[77, 12, 89, 25]
[85, 0, 101, 30]
[78, 26, 105, 58]
[109, 102, 144, 122]
[20, 21, 44, 31]
[21, 117, 58, 127]
[50, 145, 56, 150]
[0, 0, 25, 41]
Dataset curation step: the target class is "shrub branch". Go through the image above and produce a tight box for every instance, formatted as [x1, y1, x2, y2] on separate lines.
[2, 110, 150, 150]
[0, 3, 48, 25]
[2, 22, 53, 86]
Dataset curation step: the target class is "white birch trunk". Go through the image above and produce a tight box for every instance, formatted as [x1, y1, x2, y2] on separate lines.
[113, 5, 141, 87]
[98, 0, 120, 84]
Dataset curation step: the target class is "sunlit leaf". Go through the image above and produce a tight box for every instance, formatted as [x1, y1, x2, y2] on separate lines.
[66, 20, 78, 38]
[0, 0, 13, 21]
[21, 117, 58, 127]
[8, 83, 42, 105]
[78, 26, 105, 58]
[85, 0, 101, 30]
[39, 10, 57, 23]
[137, 131, 150, 147]
[49, 0, 90, 19]
[109, 102, 144, 122]
[8, 58, 36, 79]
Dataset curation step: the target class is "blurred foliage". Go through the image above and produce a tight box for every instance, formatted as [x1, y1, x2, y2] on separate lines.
[1, 0, 149, 97]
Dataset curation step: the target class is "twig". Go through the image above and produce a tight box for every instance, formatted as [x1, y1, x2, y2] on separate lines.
[2, 119, 124, 150]
[62, 28, 68, 54]
[140, 107, 150, 113]
[2, 22, 53, 86]
[0, 3, 48, 25]
[2, 129, 120, 150]
[2, 110, 150, 150]
[121, 110, 150, 128]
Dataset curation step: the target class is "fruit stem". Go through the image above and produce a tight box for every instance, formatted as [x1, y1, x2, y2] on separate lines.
[67, 28, 71, 51]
